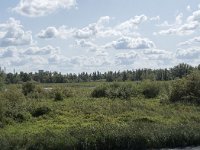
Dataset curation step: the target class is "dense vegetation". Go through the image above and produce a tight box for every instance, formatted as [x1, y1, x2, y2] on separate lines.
[1, 63, 199, 83]
[0, 64, 200, 149]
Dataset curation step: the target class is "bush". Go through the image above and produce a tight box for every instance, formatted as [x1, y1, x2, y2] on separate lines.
[0, 87, 28, 124]
[31, 106, 51, 117]
[91, 83, 135, 100]
[0, 77, 4, 91]
[22, 82, 36, 96]
[50, 87, 73, 101]
[0, 100, 4, 125]
[142, 81, 160, 98]
[54, 91, 64, 101]
[91, 85, 107, 98]
[170, 71, 200, 103]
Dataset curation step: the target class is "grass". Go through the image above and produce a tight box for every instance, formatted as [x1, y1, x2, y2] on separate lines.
[1, 82, 200, 149]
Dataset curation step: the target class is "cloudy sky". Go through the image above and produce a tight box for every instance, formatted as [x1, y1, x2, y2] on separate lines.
[0, 0, 200, 73]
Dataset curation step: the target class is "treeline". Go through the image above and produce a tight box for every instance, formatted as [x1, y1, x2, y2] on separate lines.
[1, 63, 200, 84]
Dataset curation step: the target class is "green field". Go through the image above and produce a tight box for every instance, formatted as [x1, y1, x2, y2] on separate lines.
[0, 78, 200, 150]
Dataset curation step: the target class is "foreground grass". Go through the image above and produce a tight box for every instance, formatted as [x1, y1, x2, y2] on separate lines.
[1, 82, 200, 149]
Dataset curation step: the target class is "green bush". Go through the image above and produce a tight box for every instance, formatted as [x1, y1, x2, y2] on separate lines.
[91, 83, 135, 100]
[54, 91, 64, 101]
[91, 85, 107, 98]
[50, 87, 73, 101]
[27, 85, 51, 99]
[31, 106, 51, 117]
[22, 82, 36, 96]
[0, 100, 4, 126]
[0, 77, 4, 91]
[0, 87, 28, 124]
[170, 71, 200, 103]
[141, 81, 160, 98]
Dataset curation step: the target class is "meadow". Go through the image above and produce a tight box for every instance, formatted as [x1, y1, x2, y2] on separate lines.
[0, 71, 200, 149]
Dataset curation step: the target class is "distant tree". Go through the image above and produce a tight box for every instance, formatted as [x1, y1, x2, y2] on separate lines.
[171, 63, 193, 79]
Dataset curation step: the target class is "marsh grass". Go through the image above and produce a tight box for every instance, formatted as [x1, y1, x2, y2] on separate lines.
[0, 81, 200, 149]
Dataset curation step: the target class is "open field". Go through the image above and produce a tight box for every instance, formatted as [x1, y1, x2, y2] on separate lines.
[0, 79, 200, 150]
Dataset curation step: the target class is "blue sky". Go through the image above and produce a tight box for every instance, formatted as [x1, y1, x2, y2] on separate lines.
[0, 0, 200, 73]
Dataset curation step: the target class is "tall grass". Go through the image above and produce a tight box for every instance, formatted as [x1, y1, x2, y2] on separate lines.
[0, 80, 200, 149]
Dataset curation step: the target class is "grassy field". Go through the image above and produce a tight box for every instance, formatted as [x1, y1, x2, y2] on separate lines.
[0, 81, 200, 149]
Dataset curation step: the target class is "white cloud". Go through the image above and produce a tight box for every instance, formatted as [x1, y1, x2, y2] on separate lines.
[106, 36, 155, 50]
[13, 0, 77, 17]
[74, 24, 97, 39]
[0, 45, 62, 70]
[158, 21, 199, 35]
[150, 16, 160, 21]
[178, 36, 200, 46]
[143, 49, 172, 61]
[73, 16, 111, 39]
[0, 47, 17, 58]
[156, 13, 183, 28]
[115, 51, 138, 65]
[176, 47, 200, 59]
[23, 45, 60, 55]
[157, 10, 200, 36]
[75, 39, 103, 52]
[0, 18, 33, 47]
[143, 49, 169, 55]
[37, 15, 146, 40]
[37, 27, 58, 39]
[37, 26, 75, 39]
[116, 15, 147, 31]
[187, 10, 200, 22]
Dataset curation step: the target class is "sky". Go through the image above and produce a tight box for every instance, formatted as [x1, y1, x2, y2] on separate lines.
[0, 0, 200, 73]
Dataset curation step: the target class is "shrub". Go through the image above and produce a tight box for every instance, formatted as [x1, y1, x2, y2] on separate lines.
[106, 83, 133, 100]
[105, 83, 121, 99]
[0, 77, 4, 91]
[0, 87, 28, 124]
[91, 85, 107, 98]
[27, 85, 50, 99]
[0, 100, 4, 125]
[22, 82, 36, 96]
[91, 83, 135, 100]
[118, 84, 134, 100]
[170, 71, 200, 103]
[31, 106, 51, 117]
[54, 91, 64, 101]
[142, 81, 160, 98]
[47, 87, 73, 101]
[169, 79, 187, 103]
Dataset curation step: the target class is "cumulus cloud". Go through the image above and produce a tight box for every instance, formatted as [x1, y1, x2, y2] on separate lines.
[143, 49, 169, 55]
[37, 27, 58, 39]
[74, 16, 111, 39]
[0, 47, 17, 58]
[178, 36, 200, 46]
[116, 15, 147, 31]
[105, 37, 155, 50]
[143, 49, 172, 62]
[176, 47, 200, 59]
[37, 15, 146, 40]
[115, 51, 138, 65]
[13, 0, 77, 17]
[0, 18, 33, 47]
[23, 45, 60, 55]
[74, 24, 97, 39]
[150, 16, 160, 21]
[0, 44, 62, 70]
[157, 10, 200, 36]
[37, 26, 75, 39]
